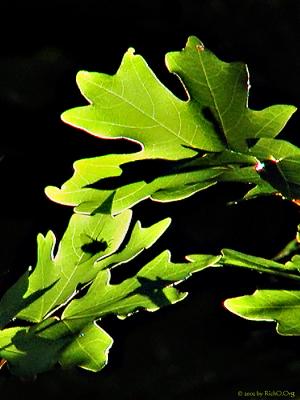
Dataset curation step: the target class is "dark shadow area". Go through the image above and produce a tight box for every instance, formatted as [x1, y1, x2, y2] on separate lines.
[85, 155, 207, 189]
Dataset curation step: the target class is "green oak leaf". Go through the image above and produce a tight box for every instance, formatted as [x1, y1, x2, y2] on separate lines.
[221, 248, 300, 280]
[0, 319, 71, 377]
[62, 252, 221, 320]
[222, 248, 300, 335]
[0, 317, 112, 376]
[94, 217, 171, 270]
[59, 320, 113, 372]
[0, 252, 219, 377]
[2, 212, 171, 324]
[286, 255, 300, 271]
[61, 47, 224, 159]
[45, 36, 296, 214]
[166, 36, 296, 151]
[217, 138, 300, 201]
[0, 272, 56, 329]
[250, 137, 300, 160]
[241, 180, 276, 200]
[244, 138, 300, 200]
[16, 210, 132, 322]
[46, 153, 224, 214]
[224, 290, 300, 335]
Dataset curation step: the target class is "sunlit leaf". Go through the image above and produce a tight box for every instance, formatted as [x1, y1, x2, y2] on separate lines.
[16, 210, 132, 322]
[221, 248, 300, 279]
[225, 290, 300, 335]
[166, 36, 296, 151]
[63, 252, 221, 320]
[46, 36, 296, 214]
[0, 317, 113, 376]
[1, 35, 300, 378]
[0, 272, 56, 329]
[46, 153, 224, 214]
[61, 48, 224, 158]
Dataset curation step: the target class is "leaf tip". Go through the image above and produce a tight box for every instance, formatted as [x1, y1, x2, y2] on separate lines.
[160, 217, 172, 229]
[186, 35, 204, 49]
[127, 47, 135, 57]
[76, 70, 90, 81]
[223, 298, 233, 312]
[44, 185, 64, 204]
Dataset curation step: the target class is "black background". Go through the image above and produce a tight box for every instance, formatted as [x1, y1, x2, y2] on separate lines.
[1, 1, 300, 399]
